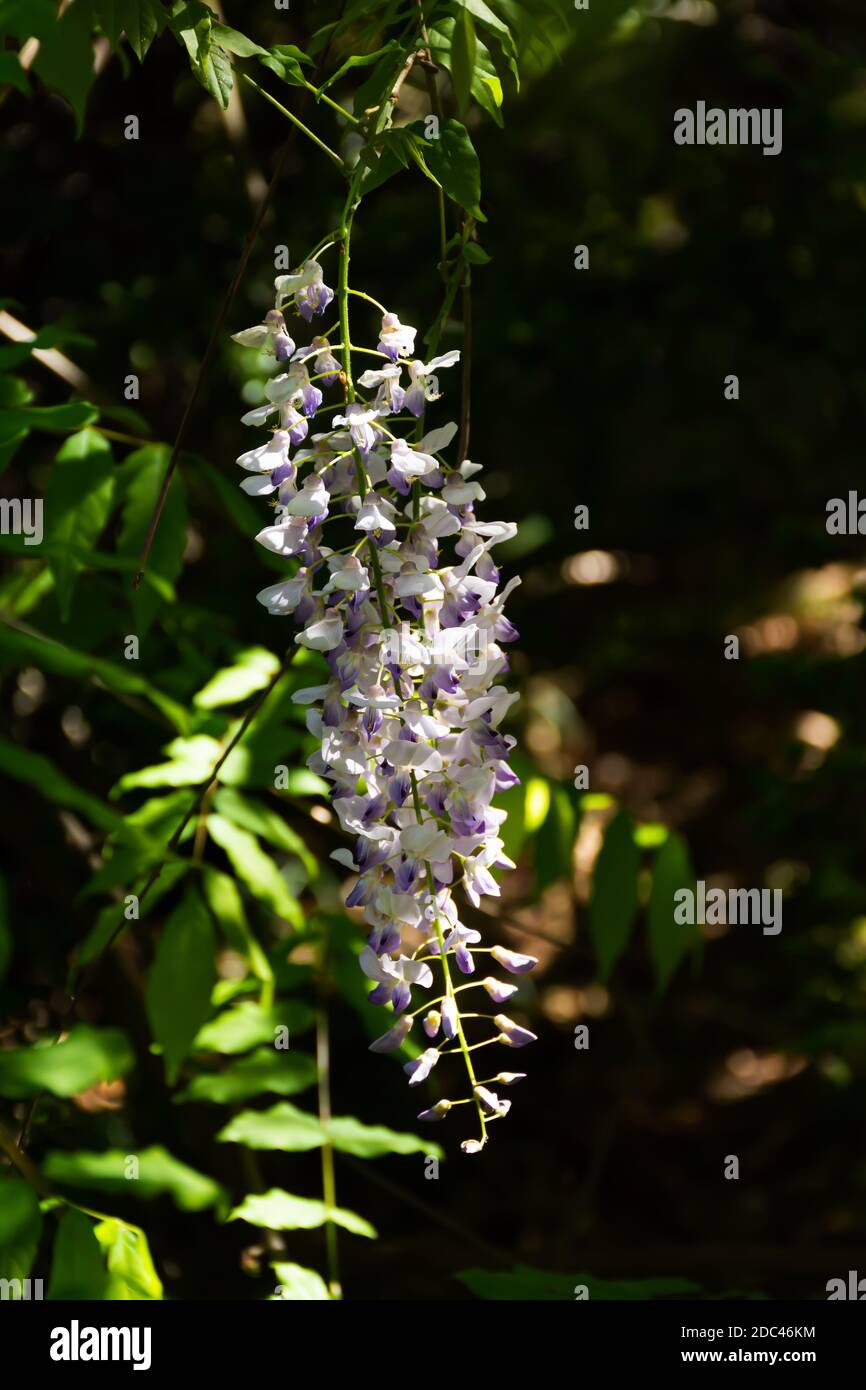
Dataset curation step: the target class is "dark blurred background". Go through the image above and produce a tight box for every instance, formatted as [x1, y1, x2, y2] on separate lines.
[5, 0, 866, 1299]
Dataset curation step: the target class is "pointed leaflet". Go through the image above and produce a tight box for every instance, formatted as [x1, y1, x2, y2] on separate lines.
[47, 1209, 109, 1300]
[193, 999, 314, 1055]
[421, 119, 485, 220]
[206, 813, 303, 928]
[117, 445, 187, 635]
[147, 888, 216, 1084]
[175, 1048, 316, 1104]
[32, 1, 97, 136]
[43, 1145, 227, 1213]
[450, 5, 477, 118]
[111, 0, 167, 61]
[45, 428, 114, 620]
[588, 809, 641, 980]
[230, 1188, 376, 1238]
[171, 5, 233, 109]
[219, 1102, 443, 1159]
[201, 866, 273, 991]
[193, 647, 281, 709]
[647, 831, 697, 993]
[0, 1177, 42, 1285]
[93, 1217, 163, 1299]
[271, 1262, 331, 1300]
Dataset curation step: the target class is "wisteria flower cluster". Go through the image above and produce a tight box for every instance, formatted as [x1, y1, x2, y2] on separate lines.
[232, 254, 536, 1152]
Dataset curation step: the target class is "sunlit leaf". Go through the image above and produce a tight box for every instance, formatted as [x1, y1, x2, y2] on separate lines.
[43, 1145, 227, 1214]
[207, 814, 303, 928]
[0, 1025, 134, 1099]
[230, 1188, 376, 1239]
[270, 1261, 332, 1300]
[193, 1000, 314, 1055]
[175, 1048, 316, 1104]
[93, 1216, 163, 1300]
[194, 647, 280, 709]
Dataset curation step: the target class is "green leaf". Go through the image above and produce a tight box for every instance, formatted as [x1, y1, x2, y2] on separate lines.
[201, 866, 273, 989]
[0, 0, 56, 42]
[0, 401, 99, 435]
[201, 33, 233, 108]
[358, 130, 411, 197]
[194, 647, 281, 709]
[147, 889, 216, 1084]
[450, 6, 477, 118]
[43, 1145, 227, 1214]
[193, 1000, 314, 1055]
[534, 785, 577, 893]
[462, 241, 492, 266]
[218, 1101, 325, 1153]
[0, 624, 189, 731]
[260, 44, 313, 88]
[113, 734, 222, 794]
[45, 428, 114, 620]
[461, 0, 519, 85]
[211, 22, 268, 58]
[213, 787, 318, 879]
[421, 118, 484, 219]
[0, 1024, 134, 1099]
[175, 1047, 316, 1104]
[116, 444, 187, 635]
[93, 1217, 163, 1299]
[352, 50, 399, 113]
[47, 1208, 109, 1299]
[80, 790, 192, 900]
[113, 0, 166, 61]
[647, 831, 697, 993]
[318, 40, 400, 95]
[588, 809, 641, 979]
[456, 1265, 701, 1301]
[206, 813, 303, 928]
[0, 1177, 42, 1287]
[219, 1102, 441, 1159]
[32, 0, 96, 136]
[74, 862, 187, 974]
[271, 1261, 331, 1300]
[0, 51, 28, 94]
[325, 1116, 443, 1160]
[230, 1188, 376, 1239]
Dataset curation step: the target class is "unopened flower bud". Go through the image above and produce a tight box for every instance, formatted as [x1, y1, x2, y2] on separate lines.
[481, 976, 518, 1003]
[491, 945, 538, 974]
[417, 1099, 453, 1122]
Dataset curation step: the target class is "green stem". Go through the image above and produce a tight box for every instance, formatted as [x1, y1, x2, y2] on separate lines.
[316, 923, 342, 1299]
[241, 73, 346, 172]
[338, 180, 393, 629]
[303, 79, 362, 126]
[409, 775, 488, 1149]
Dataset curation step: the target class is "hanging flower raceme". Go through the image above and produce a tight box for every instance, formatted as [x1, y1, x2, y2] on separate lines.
[232, 255, 535, 1153]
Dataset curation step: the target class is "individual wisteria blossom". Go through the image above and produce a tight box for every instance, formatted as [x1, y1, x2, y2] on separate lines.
[233, 253, 537, 1153]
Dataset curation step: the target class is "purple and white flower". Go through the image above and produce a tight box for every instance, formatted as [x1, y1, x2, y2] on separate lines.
[231, 261, 534, 1152]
